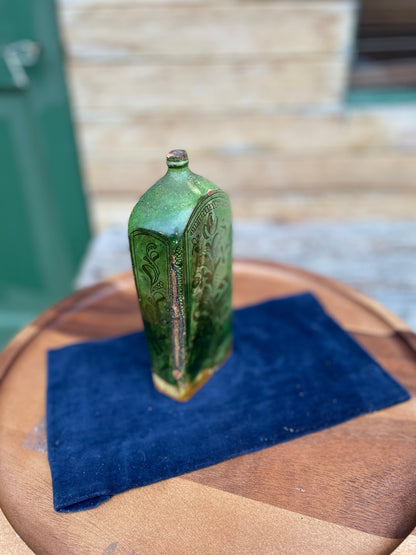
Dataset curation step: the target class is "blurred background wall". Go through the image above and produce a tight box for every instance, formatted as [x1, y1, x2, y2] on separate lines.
[1, 0, 416, 352]
[59, 0, 416, 230]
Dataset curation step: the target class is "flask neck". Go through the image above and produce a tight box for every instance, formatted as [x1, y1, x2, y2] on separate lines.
[166, 149, 188, 169]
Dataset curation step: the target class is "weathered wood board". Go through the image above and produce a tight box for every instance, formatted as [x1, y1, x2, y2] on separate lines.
[68, 59, 347, 117]
[85, 151, 416, 194]
[55, 0, 416, 225]
[60, 3, 353, 59]
[90, 190, 416, 231]
[0, 508, 32, 555]
[78, 109, 416, 155]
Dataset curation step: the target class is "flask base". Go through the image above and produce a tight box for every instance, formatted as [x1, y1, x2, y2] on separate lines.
[152, 366, 218, 402]
[151, 347, 231, 401]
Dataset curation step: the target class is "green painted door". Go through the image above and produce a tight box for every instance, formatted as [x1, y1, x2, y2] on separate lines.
[0, 0, 90, 350]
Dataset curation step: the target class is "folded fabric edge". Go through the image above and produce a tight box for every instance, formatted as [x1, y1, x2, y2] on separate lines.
[55, 492, 111, 513]
[53, 390, 411, 513]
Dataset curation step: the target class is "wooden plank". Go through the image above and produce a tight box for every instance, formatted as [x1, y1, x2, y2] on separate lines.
[83, 152, 416, 194]
[79, 113, 385, 156]
[58, 0, 247, 6]
[231, 191, 416, 221]
[0, 509, 33, 555]
[231, 190, 416, 221]
[89, 190, 416, 230]
[393, 529, 416, 554]
[67, 59, 347, 117]
[60, 3, 354, 59]
[364, 107, 416, 150]
[58, 0, 355, 10]
[76, 110, 416, 158]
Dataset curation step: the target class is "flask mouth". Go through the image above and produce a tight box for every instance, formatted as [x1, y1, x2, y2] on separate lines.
[166, 149, 189, 168]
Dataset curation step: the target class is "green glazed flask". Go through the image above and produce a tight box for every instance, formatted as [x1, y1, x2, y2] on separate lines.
[128, 149, 232, 401]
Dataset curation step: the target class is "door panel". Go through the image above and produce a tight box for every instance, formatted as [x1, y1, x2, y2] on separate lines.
[0, 0, 90, 349]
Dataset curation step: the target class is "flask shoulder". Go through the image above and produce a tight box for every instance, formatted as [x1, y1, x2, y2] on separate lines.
[128, 168, 223, 238]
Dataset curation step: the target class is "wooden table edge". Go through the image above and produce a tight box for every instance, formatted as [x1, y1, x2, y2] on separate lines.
[1, 259, 415, 553]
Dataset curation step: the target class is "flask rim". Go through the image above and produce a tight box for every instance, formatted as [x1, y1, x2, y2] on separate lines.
[166, 149, 189, 168]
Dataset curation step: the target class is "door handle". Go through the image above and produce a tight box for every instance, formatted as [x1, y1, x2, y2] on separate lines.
[1, 40, 42, 90]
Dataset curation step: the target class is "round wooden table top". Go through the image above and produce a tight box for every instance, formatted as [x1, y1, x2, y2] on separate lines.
[1, 260, 416, 555]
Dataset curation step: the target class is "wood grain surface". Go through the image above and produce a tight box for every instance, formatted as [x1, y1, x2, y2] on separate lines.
[77, 112, 405, 159]
[68, 59, 346, 118]
[85, 151, 416, 194]
[60, 3, 352, 59]
[91, 191, 416, 232]
[0, 260, 415, 554]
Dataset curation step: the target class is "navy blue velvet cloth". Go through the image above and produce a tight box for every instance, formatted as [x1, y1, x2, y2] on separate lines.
[47, 293, 410, 512]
